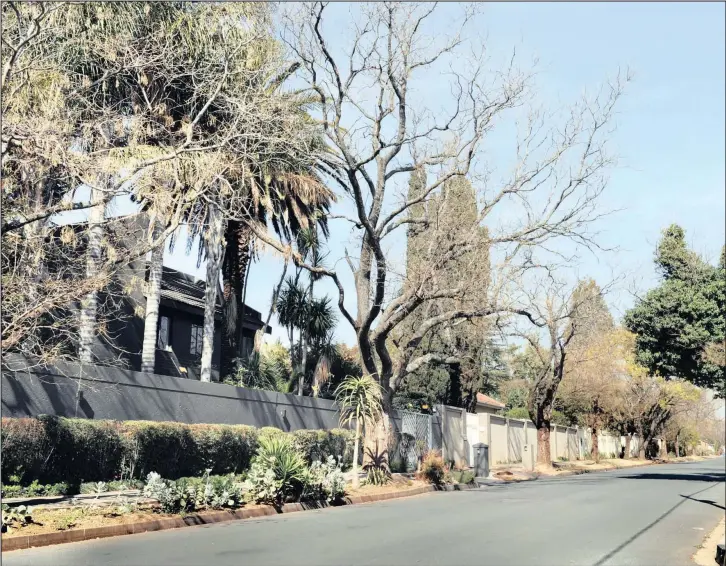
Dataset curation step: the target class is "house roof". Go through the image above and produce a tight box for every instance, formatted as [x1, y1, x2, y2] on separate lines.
[154, 265, 267, 330]
[476, 393, 506, 409]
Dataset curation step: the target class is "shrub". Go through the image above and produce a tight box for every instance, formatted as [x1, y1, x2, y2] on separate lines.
[244, 434, 307, 505]
[187, 424, 258, 476]
[364, 467, 391, 486]
[1, 417, 53, 484]
[448, 470, 475, 485]
[0, 417, 341, 487]
[419, 450, 446, 486]
[1, 504, 34, 533]
[142, 471, 246, 513]
[504, 407, 530, 421]
[304, 456, 346, 503]
[1, 481, 71, 498]
[292, 428, 355, 469]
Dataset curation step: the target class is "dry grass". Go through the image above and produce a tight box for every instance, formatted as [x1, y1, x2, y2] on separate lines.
[346, 476, 426, 497]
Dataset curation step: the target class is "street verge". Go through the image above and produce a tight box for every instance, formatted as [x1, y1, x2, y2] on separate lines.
[1, 484, 439, 553]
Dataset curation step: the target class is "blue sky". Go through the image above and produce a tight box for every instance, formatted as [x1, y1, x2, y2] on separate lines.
[160, 2, 725, 347]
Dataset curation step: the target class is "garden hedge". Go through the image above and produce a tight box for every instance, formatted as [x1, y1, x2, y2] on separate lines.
[0, 416, 354, 487]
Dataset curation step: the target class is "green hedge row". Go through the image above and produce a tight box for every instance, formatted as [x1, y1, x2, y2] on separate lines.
[0, 416, 354, 487]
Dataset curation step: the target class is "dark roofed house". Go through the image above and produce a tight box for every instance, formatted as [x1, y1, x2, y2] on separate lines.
[151, 265, 269, 381]
[45, 214, 269, 382]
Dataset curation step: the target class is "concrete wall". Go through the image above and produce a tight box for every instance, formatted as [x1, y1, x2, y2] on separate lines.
[507, 419, 526, 463]
[457, 407, 648, 467]
[1, 356, 339, 432]
[441, 405, 467, 466]
[489, 415, 509, 464]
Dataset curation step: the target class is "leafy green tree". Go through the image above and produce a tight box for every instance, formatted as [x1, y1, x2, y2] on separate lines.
[335, 374, 383, 488]
[624, 225, 725, 394]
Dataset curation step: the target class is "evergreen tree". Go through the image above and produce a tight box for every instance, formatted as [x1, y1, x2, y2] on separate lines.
[624, 225, 725, 394]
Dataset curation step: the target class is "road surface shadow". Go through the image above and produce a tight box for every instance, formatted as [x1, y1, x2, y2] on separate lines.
[680, 493, 725, 510]
[619, 472, 725, 482]
[591, 482, 721, 566]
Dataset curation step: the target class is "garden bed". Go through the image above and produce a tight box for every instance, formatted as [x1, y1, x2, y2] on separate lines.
[1, 483, 440, 552]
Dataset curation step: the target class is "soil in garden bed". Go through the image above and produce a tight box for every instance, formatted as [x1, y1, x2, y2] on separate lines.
[1, 503, 268, 538]
[346, 477, 428, 497]
[3, 480, 433, 539]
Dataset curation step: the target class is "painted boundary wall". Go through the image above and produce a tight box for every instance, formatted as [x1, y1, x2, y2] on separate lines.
[441, 405, 648, 466]
[1, 355, 339, 432]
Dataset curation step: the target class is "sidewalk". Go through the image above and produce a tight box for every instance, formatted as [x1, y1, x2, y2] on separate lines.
[484, 455, 716, 482]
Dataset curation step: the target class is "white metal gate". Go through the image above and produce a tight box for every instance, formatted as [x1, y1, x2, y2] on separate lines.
[395, 410, 432, 471]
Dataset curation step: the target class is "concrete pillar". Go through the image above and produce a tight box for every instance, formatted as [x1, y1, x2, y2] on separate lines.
[523, 420, 528, 446]
[485, 412, 492, 452]
[553, 424, 558, 461]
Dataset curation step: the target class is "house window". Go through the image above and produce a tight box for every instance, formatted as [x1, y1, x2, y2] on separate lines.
[241, 336, 252, 358]
[158, 316, 170, 349]
[190, 324, 204, 357]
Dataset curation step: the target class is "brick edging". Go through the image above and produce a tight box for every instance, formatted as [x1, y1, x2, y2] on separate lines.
[1, 485, 437, 552]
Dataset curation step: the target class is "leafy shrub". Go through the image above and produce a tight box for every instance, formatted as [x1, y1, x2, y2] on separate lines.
[1, 417, 258, 484]
[1, 417, 350, 487]
[389, 457, 406, 474]
[292, 428, 355, 469]
[364, 466, 391, 486]
[304, 456, 346, 503]
[1, 504, 34, 533]
[142, 471, 246, 513]
[419, 450, 446, 486]
[245, 434, 307, 504]
[448, 470, 475, 485]
[1, 481, 71, 498]
[504, 407, 530, 421]
[0, 417, 50, 485]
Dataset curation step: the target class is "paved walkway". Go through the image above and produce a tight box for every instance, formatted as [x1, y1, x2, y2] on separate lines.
[5, 458, 725, 566]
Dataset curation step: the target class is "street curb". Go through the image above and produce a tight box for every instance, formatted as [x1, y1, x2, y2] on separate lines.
[491, 456, 713, 483]
[1, 485, 436, 553]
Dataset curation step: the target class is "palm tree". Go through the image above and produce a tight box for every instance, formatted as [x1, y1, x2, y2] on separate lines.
[335, 374, 383, 489]
[276, 277, 336, 395]
[140, 221, 165, 373]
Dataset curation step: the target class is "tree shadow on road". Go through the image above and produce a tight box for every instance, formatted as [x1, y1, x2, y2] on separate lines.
[619, 472, 725, 482]
[680, 493, 725, 511]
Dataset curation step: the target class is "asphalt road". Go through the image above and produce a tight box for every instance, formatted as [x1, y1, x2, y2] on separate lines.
[5, 458, 725, 566]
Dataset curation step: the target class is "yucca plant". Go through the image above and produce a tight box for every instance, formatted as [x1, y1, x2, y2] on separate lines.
[255, 434, 307, 502]
[335, 374, 383, 489]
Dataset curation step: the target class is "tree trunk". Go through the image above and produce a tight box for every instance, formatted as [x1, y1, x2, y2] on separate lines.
[200, 207, 225, 383]
[220, 221, 241, 379]
[221, 223, 253, 379]
[141, 228, 164, 373]
[363, 391, 394, 469]
[675, 431, 680, 458]
[78, 188, 105, 364]
[352, 419, 361, 489]
[592, 428, 600, 462]
[537, 425, 551, 466]
[624, 434, 632, 460]
[297, 277, 314, 396]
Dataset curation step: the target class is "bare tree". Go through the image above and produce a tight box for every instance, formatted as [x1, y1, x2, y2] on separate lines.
[242, 1, 628, 453]
[513, 277, 613, 465]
